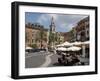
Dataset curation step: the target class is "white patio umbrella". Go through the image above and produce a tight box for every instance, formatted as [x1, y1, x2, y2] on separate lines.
[67, 46, 81, 51]
[83, 41, 89, 45]
[56, 47, 67, 51]
[71, 41, 89, 57]
[56, 44, 64, 47]
[61, 41, 72, 47]
[25, 47, 33, 49]
[56, 41, 72, 47]
[71, 41, 83, 46]
[72, 41, 90, 46]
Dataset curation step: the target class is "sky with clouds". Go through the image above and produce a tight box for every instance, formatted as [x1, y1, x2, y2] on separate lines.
[25, 12, 88, 32]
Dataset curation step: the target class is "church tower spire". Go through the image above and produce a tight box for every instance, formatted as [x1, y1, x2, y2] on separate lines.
[49, 16, 56, 52]
[50, 16, 56, 33]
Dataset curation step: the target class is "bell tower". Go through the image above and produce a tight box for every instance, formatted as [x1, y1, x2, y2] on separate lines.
[50, 17, 56, 33]
[49, 16, 56, 52]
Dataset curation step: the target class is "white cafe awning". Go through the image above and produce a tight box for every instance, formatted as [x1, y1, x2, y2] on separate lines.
[56, 41, 72, 47]
[25, 47, 32, 49]
[67, 46, 81, 51]
[56, 47, 67, 51]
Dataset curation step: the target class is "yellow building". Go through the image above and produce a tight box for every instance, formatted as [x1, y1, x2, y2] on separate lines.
[25, 23, 48, 49]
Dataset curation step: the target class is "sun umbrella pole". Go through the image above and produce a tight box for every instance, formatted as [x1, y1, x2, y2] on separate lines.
[82, 45, 86, 57]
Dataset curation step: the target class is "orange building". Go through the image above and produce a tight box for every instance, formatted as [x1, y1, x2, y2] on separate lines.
[25, 23, 48, 49]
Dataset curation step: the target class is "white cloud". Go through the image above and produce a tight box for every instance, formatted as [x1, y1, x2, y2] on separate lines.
[36, 13, 88, 32]
[37, 14, 48, 24]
